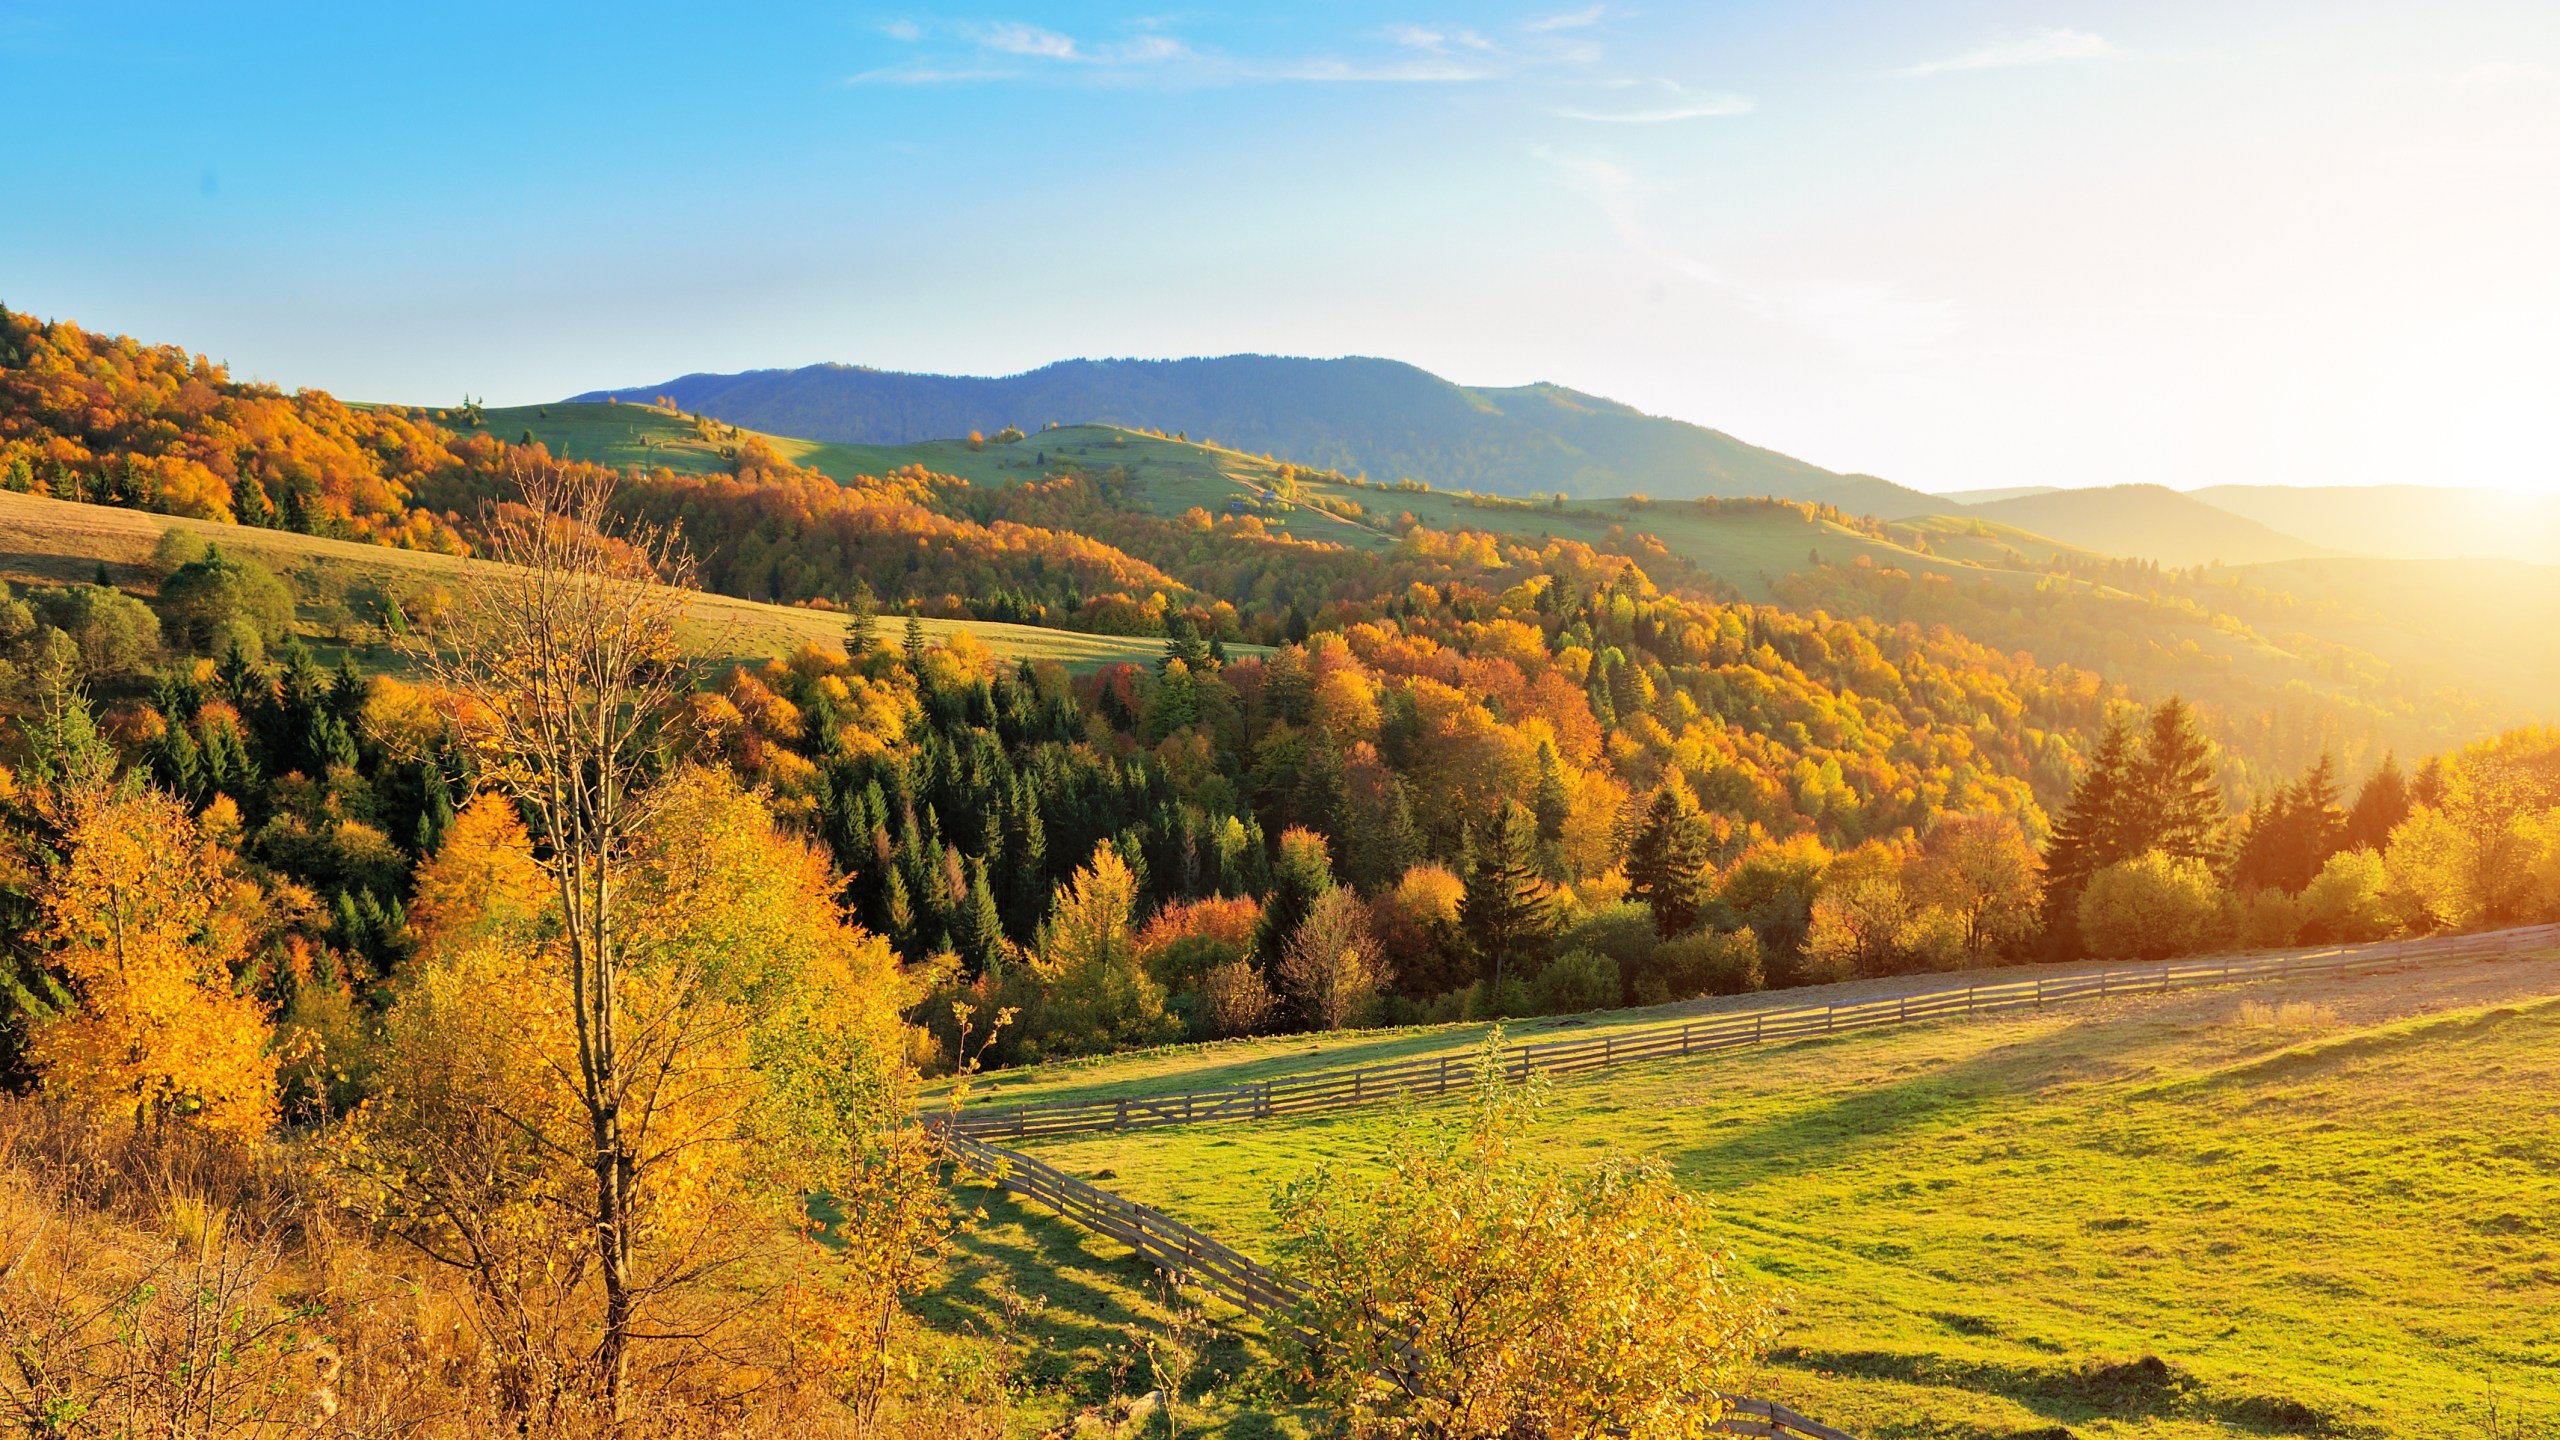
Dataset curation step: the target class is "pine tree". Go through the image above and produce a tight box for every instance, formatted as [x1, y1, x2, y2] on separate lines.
[845, 579, 879, 655]
[1254, 827, 1336, 979]
[903, 613, 927, 671]
[2344, 753, 2411, 852]
[1530, 742, 1570, 846]
[2041, 716, 2137, 939]
[1462, 801, 1553, 999]
[1626, 773, 1716, 938]
[2136, 696, 2223, 863]
[953, 858, 1005, 976]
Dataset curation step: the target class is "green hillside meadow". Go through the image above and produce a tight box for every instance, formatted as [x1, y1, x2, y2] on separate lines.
[0, 486, 1186, 674]
[971, 950, 2560, 1438]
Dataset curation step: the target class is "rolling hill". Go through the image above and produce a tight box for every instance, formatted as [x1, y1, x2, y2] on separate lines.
[0, 487, 1193, 675]
[1950, 484, 2328, 567]
[568, 355, 1947, 515]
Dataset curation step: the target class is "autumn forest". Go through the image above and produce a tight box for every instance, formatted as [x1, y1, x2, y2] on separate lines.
[3, 299, 2557, 1438]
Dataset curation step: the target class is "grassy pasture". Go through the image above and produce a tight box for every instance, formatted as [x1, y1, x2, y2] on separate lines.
[0, 489, 1182, 674]
[990, 953, 2560, 1438]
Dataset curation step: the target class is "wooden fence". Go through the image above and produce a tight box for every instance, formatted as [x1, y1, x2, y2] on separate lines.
[945, 1132, 1857, 1440]
[948, 924, 2560, 1141]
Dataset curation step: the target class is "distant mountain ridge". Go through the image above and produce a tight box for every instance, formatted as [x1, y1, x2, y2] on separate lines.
[571, 354, 1945, 515]
[1952, 484, 2328, 568]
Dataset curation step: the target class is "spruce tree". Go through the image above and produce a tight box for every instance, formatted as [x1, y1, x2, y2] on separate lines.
[2344, 753, 2411, 852]
[953, 858, 1006, 975]
[1463, 801, 1554, 1000]
[2136, 696, 2223, 864]
[1531, 741, 1571, 845]
[2041, 716, 2137, 938]
[1254, 827, 1336, 979]
[1627, 773, 1716, 938]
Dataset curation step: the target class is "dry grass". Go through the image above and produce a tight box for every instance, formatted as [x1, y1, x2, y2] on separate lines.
[0, 1099, 1009, 1439]
[2229, 998, 2341, 1032]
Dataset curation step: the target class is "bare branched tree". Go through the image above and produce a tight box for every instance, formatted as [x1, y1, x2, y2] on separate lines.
[1277, 888, 1389, 1032]
[409, 455, 696, 1417]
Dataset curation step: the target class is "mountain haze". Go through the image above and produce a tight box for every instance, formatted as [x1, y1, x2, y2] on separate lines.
[1952, 484, 2328, 567]
[2195, 484, 2560, 564]
[571, 355, 1945, 515]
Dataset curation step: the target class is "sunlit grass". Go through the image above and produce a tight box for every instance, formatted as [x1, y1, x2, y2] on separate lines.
[1000, 954, 2560, 1438]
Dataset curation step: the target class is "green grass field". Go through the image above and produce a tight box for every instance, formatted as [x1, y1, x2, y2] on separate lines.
[0, 489, 1183, 674]
[485, 402, 1386, 550]
[980, 953, 2560, 1438]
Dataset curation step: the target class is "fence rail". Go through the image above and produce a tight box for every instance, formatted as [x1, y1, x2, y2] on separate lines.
[947, 924, 2560, 1142]
[945, 1133, 1856, 1440]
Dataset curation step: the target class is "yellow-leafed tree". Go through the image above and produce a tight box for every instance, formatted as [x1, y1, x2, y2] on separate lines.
[28, 779, 275, 1140]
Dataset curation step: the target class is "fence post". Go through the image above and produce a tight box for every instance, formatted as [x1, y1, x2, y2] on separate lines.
[1682, 1022, 1693, 1054]
[1439, 1054, 1450, 1094]
[1755, 1012, 1763, 1044]
[1899, 995, 1908, 1023]
[1116, 1097, 1129, 1130]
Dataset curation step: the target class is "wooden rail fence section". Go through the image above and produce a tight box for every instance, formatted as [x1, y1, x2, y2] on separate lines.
[945, 1133, 1857, 1440]
[949, 925, 2560, 1142]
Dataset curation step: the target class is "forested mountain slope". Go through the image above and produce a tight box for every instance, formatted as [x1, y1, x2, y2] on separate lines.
[570, 354, 1943, 514]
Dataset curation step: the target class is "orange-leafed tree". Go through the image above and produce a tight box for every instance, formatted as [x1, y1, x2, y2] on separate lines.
[27, 775, 276, 1140]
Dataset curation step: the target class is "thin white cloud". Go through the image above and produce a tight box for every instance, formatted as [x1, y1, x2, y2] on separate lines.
[1387, 24, 1495, 54]
[850, 12, 1600, 89]
[847, 62, 1022, 85]
[1538, 147, 1956, 360]
[972, 22, 1080, 59]
[1546, 92, 1751, 121]
[1895, 27, 2119, 78]
[1525, 5, 1607, 32]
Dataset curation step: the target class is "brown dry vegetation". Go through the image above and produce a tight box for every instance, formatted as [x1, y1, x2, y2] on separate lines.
[0, 1099, 1014, 1440]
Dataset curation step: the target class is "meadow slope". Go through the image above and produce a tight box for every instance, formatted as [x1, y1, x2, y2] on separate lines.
[0, 488, 1186, 672]
[995, 953, 2560, 1438]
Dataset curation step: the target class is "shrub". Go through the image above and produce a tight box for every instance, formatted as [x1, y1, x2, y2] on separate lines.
[1557, 902, 1657, 1001]
[1644, 928, 1764, 1001]
[2077, 851, 2224, 961]
[1196, 959, 1279, 1038]
[1274, 1037, 1780, 1440]
[2296, 848, 2393, 943]
[1529, 947, 1620, 1016]
[155, 544, 296, 656]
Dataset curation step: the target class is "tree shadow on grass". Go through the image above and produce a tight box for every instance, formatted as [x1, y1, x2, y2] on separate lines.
[918, 1180, 1275, 1407]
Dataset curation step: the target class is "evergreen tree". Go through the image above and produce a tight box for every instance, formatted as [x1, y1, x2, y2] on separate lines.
[1254, 827, 1336, 980]
[1530, 741, 1570, 845]
[1462, 801, 1554, 999]
[903, 613, 927, 670]
[2136, 697, 2223, 864]
[845, 579, 879, 655]
[953, 858, 1005, 976]
[1626, 773, 1716, 938]
[1161, 618, 1214, 675]
[2041, 716, 2138, 938]
[2344, 753, 2411, 851]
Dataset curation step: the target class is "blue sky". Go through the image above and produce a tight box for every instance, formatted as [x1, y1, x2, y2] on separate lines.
[4, 1, 2555, 494]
